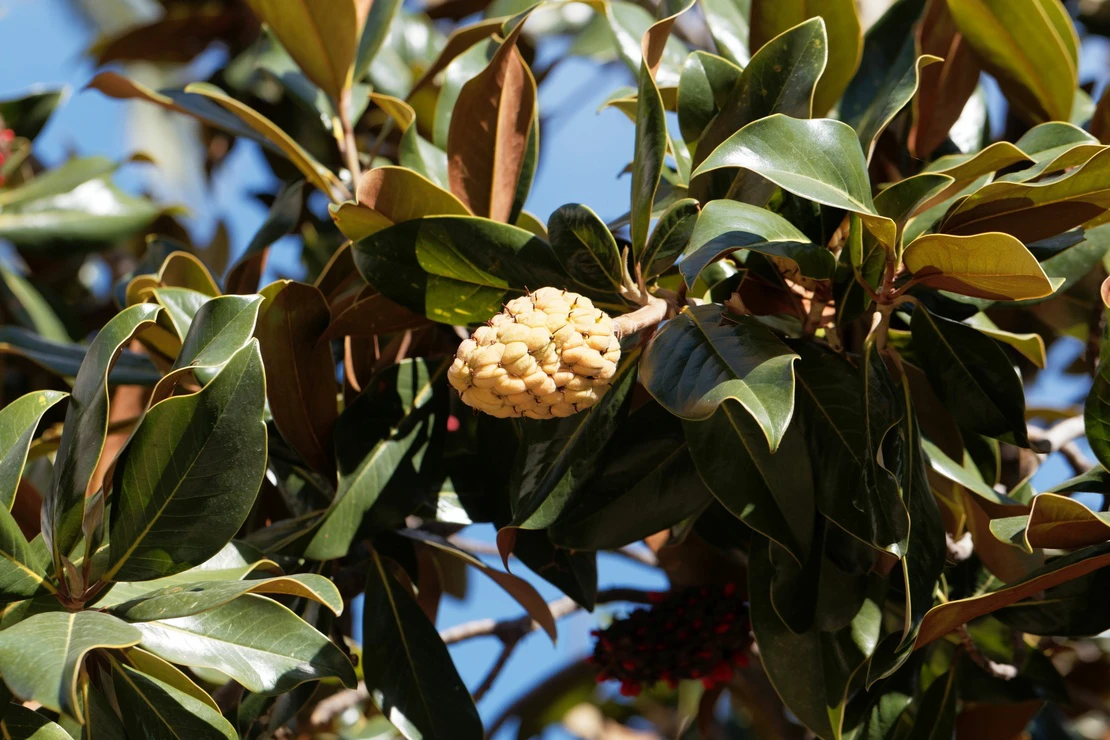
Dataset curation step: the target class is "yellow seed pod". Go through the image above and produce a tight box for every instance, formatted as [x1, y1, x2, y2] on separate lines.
[448, 288, 622, 419]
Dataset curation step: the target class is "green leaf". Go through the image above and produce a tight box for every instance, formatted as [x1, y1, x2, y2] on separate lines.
[0, 264, 71, 343]
[111, 660, 236, 740]
[945, 0, 1077, 123]
[244, 0, 359, 101]
[692, 18, 826, 201]
[120, 647, 221, 712]
[841, 0, 940, 160]
[916, 542, 1110, 647]
[795, 343, 910, 556]
[0, 391, 67, 509]
[0, 88, 65, 141]
[694, 115, 896, 248]
[96, 542, 280, 609]
[640, 304, 798, 450]
[911, 307, 1030, 447]
[502, 351, 640, 537]
[183, 82, 341, 198]
[171, 294, 263, 373]
[1086, 353, 1110, 470]
[105, 342, 267, 582]
[0, 163, 161, 253]
[352, 216, 571, 325]
[749, 1, 861, 115]
[355, 166, 470, 225]
[939, 148, 1110, 243]
[0, 611, 141, 718]
[447, 16, 536, 223]
[699, 0, 750, 65]
[0, 705, 72, 739]
[363, 551, 482, 740]
[630, 0, 695, 253]
[603, 1, 689, 87]
[133, 594, 355, 693]
[685, 401, 814, 563]
[305, 359, 443, 561]
[963, 313, 1045, 368]
[0, 520, 54, 604]
[45, 304, 161, 564]
[676, 51, 742, 148]
[548, 204, 624, 293]
[547, 401, 712, 550]
[748, 534, 884, 740]
[355, 0, 404, 81]
[905, 666, 957, 740]
[110, 574, 343, 621]
[681, 200, 836, 287]
[256, 281, 336, 475]
[903, 232, 1056, 301]
[642, 197, 699, 277]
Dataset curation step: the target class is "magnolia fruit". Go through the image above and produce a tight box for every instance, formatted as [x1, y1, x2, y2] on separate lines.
[448, 288, 622, 419]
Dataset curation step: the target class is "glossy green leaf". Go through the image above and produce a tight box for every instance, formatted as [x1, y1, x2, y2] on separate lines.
[110, 574, 343, 621]
[96, 542, 281, 609]
[642, 197, 699, 277]
[112, 660, 236, 740]
[603, 1, 688, 87]
[749, 534, 884, 740]
[991, 493, 1110, 553]
[352, 216, 571, 324]
[911, 307, 1030, 447]
[1086, 353, 1110, 470]
[903, 232, 1056, 301]
[0, 705, 72, 739]
[503, 351, 639, 537]
[840, 0, 940, 159]
[640, 304, 798, 450]
[0, 162, 161, 253]
[45, 304, 161, 563]
[256, 281, 336, 475]
[363, 551, 482, 739]
[630, 0, 694, 254]
[939, 148, 1110, 243]
[699, 0, 750, 65]
[0, 611, 141, 719]
[681, 200, 836, 287]
[547, 401, 712, 550]
[749, 0, 861, 115]
[945, 0, 1077, 124]
[105, 342, 267, 582]
[0, 264, 70, 343]
[964, 312, 1045, 368]
[676, 51, 742, 148]
[694, 115, 896, 248]
[355, 0, 404, 81]
[685, 400, 814, 563]
[245, 0, 359, 101]
[0, 391, 67, 510]
[132, 594, 356, 694]
[692, 18, 826, 202]
[171, 294, 263, 373]
[548, 204, 624, 293]
[795, 343, 910, 556]
[906, 666, 958, 740]
[305, 359, 443, 561]
[0, 519, 54, 604]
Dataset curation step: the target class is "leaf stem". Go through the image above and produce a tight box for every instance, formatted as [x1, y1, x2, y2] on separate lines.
[337, 89, 363, 186]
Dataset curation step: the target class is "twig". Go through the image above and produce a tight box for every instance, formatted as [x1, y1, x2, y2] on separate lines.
[446, 536, 659, 569]
[472, 635, 520, 702]
[1027, 415, 1094, 472]
[337, 89, 362, 185]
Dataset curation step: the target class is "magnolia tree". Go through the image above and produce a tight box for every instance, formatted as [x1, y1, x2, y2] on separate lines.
[1, 0, 1110, 737]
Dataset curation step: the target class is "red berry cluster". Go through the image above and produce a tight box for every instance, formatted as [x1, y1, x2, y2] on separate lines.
[0, 126, 14, 187]
[588, 583, 751, 697]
